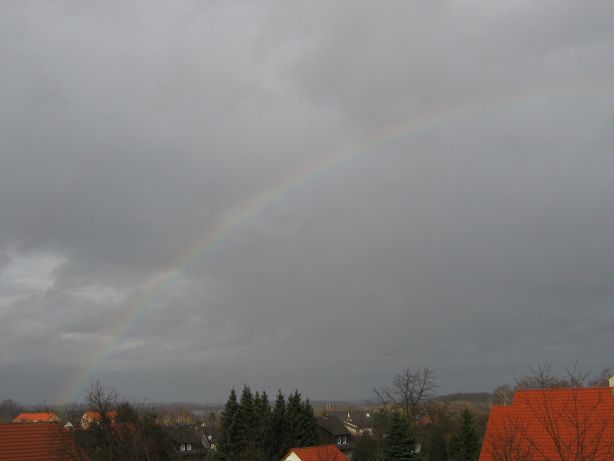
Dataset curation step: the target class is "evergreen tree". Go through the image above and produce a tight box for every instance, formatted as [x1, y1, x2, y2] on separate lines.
[285, 391, 319, 448]
[449, 408, 478, 461]
[220, 388, 240, 461]
[286, 391, 304, 448]
[218, 386, 317, 461]
[385, 412, 418, 461]
[237, 385, 257, 460]
[269, 390, 288, 460]
[300, 399, 319, 446]
[254, 391, 271, 461]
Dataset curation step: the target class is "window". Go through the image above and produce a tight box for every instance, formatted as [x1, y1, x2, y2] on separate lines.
[187, 444, 192, 451]
[180, 444, 186, 451]
[336, 436, 341, 445]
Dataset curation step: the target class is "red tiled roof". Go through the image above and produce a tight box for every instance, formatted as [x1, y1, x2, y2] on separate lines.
[13, 412, 59, 423]
[81, 410, 118, 420]
[0, 423, 84, 461]
[479, 387, 614, 461]
[80, 410, 118, 428]
[282, 444, 349, 461]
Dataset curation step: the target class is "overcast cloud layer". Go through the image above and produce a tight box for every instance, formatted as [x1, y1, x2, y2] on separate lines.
[1, 0, 613, 404]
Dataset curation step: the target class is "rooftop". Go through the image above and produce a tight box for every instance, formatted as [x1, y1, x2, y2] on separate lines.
[283, 444, 349, 461]
[13, 412, 60, 423]
[0, 423, 83, 461]
[479, 386, 614, 461]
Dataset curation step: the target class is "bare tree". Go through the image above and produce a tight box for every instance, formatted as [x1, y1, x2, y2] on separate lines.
[514, 361, 592, 391]
[373, 367, 437, 422]
[58, 402, 87, 430]
[0, 398, 23, 422]
[73, 381, 169, 461]
[422, 398, 455, 432]
[492, 385, 514, 406]
[514, 362, 567, 390]
[588, 368, 612, 387]
[371, 386, 395, 416]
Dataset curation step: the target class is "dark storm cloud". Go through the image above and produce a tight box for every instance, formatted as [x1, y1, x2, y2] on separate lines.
[0, 0, 613, 403]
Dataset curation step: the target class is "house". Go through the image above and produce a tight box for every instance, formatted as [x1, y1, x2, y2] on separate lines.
[195, 425, 216, 450]
[479, 385, 614, 461]
[0, 422, 84, 460]
[80, 410, 118, 429]
[162, 425, 209, 460]
[317, 414, 354, 457]
[324, 410, 375, 436]
[13, 412, 60, 423]
[282, 444, 349, 461]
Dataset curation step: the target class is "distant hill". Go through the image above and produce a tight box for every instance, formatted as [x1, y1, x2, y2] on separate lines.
[438, 392, 493, 404]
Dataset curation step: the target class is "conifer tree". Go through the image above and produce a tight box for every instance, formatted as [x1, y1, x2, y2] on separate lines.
[220, 388, 240, 461]
[237, 385, 257, 460]
[219, 386, 317, 461]
[385, 412, 418, 461]
[259, 391, 271, 431]
[283, 392, 318, 448]
[286, 391, 304, 448]
[270, 391, 288, 460]
[254, 391, 271, 461]
[449, 408, 478, 461]
[300, 399, 319, 446]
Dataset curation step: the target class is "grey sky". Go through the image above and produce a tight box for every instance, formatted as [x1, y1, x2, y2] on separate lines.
[1, 0, 613, 404]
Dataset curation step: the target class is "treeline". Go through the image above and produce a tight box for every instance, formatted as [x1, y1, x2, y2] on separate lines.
[492, 364, 612, 405]
[217, 386, 318, 461]
[349, 406, 480, 461]
[216, 375, 483, 461]
[363, 367, 484, 461]
[73, 382, 170, 461]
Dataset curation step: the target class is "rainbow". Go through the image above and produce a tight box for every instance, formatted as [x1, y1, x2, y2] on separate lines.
[55, 76, 614, 404]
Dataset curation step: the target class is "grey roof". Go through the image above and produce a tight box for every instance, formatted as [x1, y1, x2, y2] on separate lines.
[316, 415, 351, 436]
[326, 410, 374, 428]
[162, 425, 206, 447]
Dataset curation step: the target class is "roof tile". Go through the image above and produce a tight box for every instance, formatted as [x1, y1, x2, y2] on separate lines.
[0, 423, 84, 461]
[283, 444, 349, 461]
[13, 412, 59, 423]
[479, 387, 614, 461]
